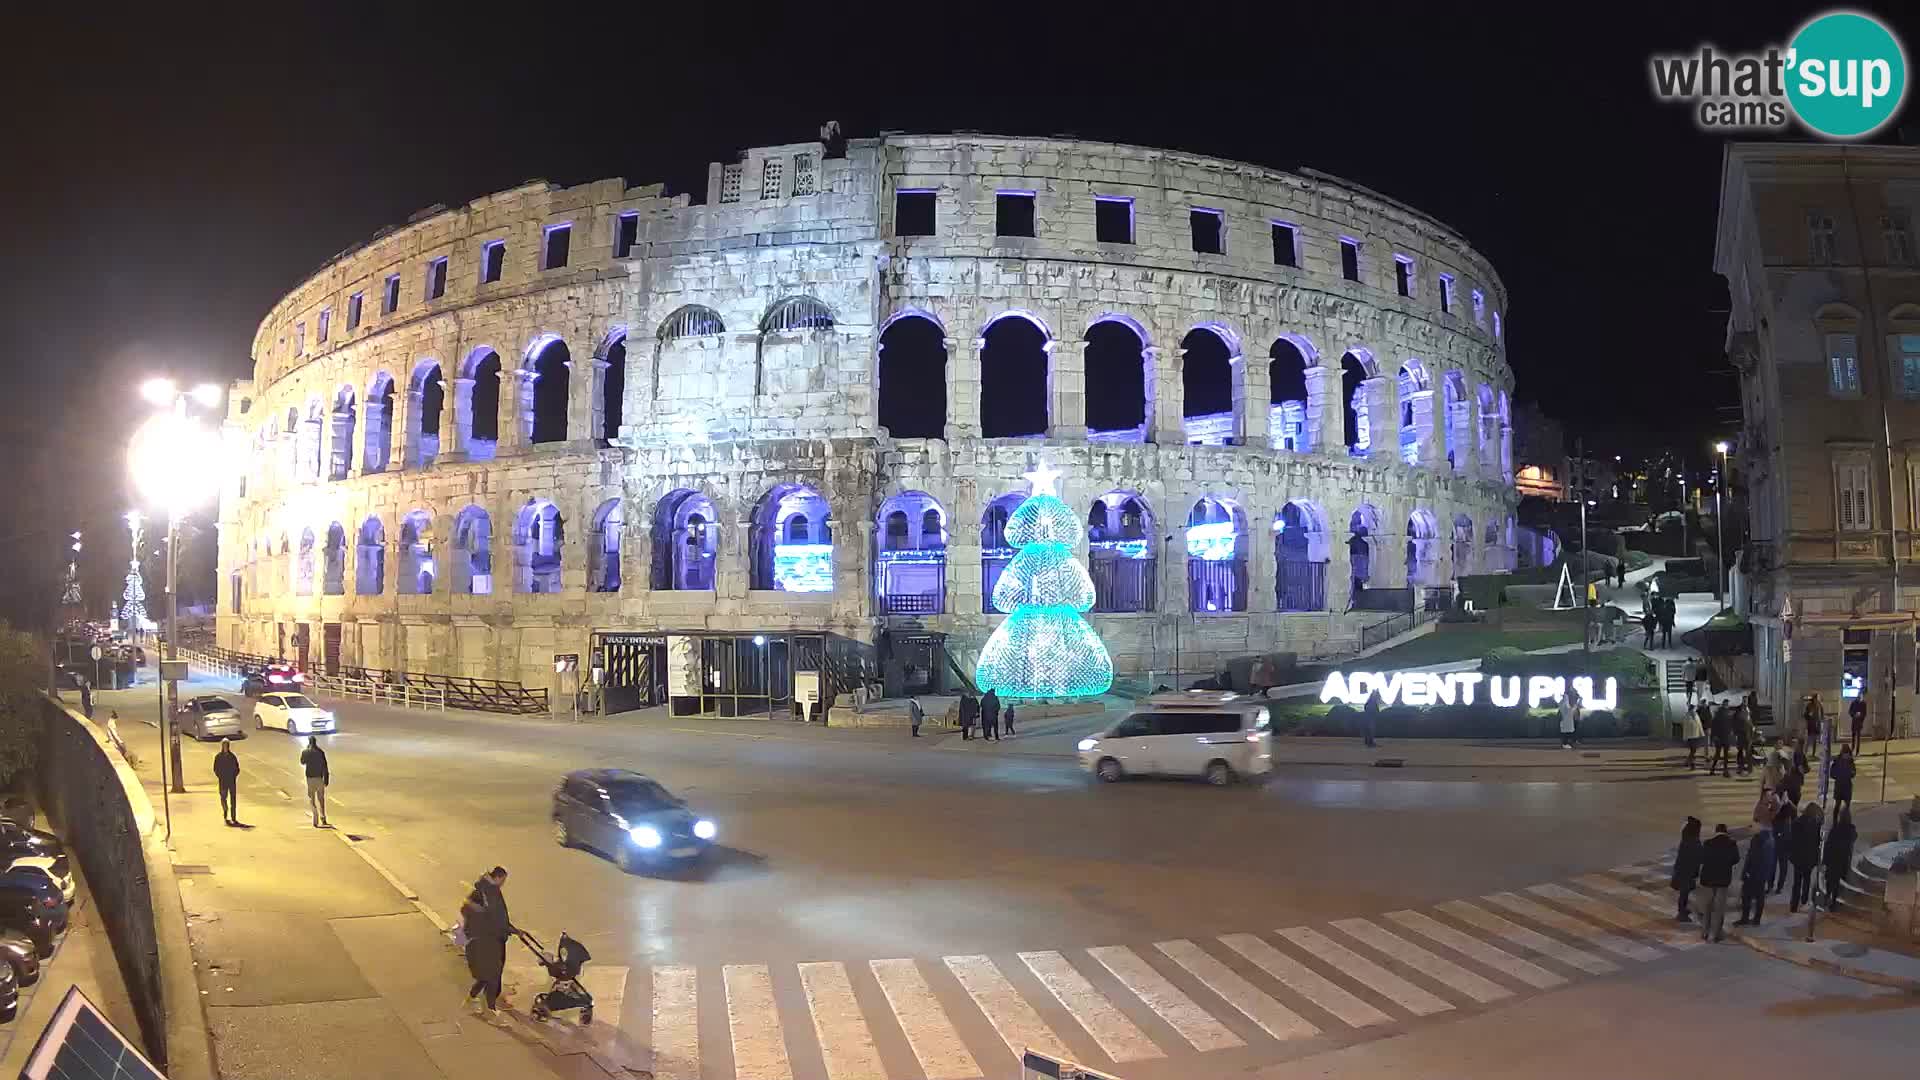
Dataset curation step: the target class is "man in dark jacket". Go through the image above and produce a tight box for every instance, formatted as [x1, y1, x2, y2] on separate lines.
[1849, 693, 1868, 752]
[1698, 824, 1741, 942]
[1831, 745, 1857, 812]
[1671, 816, 1703, 922]
[1824, 808, 1858, 911]
[957, 693, 976, 740]
[1658, 596, 1676, 648]
[1788, 801, 1824, 912]
[1708, 704, 1733, 776]
[980, 689, 1001, 742]
[213, 739, 242, 826]
[461, 866, 514, 1021]
[1770, 799, 1795, 895]
[300, 737, 330, 828]
[1738, 829, 1776, 926]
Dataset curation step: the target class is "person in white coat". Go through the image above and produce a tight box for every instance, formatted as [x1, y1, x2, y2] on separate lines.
[1559, 691, 1578, 749]
[1681, 698, 1707, 769]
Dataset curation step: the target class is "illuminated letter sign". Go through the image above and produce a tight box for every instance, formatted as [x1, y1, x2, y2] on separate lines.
[1321, 671, 1617, 709]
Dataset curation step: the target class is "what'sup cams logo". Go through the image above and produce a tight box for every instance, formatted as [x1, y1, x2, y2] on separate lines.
[1650, 10, 1908, 138]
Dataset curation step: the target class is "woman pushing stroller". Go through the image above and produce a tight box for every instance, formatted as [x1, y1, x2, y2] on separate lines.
[460, 866, 516, 1024]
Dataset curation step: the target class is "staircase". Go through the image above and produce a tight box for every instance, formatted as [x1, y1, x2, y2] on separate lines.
[1829, 837, 1918, 926]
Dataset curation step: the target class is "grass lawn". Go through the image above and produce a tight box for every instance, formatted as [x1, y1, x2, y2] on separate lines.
[1360, 626, 1585, 669]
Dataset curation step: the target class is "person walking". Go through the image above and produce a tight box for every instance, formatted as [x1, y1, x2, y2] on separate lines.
[1803, 692, 1824, 746]
[1658, 596, 1675, 649]
[461, 866, 515, 1023]
[1737, 827, 1775, 926]
[1849, 693, 1867, 753]
[1699, 823, 1740, 942]
[1708, 703, 1732, 776]
[1671, 816, 1703, 922]
[213, 738, 241, 826]
[1364, 691, 1381, 748]
[1641, 606, 1658, 649]
[300, 736, 330, 828]
[980, 689, 1001, 742]
[1831, 744, 1857, 813]
[1681, 700, 1706, 769]
[1737, 705, 1757, 775]
[1002, 703, 1016, 737]
[1823, 808, 1858, 912]
[1617, 561, 1628, 590]
[1558, 691, 1577, 750]
[958, 693, 977, 740]
[79, 678, 93, 719]
[1769, 796, 1795, 896]
[1761, 737, 1787, 793]
[907, 697, 923, 738]
[1788, 800, 1824, 913]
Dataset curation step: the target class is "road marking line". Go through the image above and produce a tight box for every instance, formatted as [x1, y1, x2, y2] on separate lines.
[943, 955, 1071, 1064]
[723, 964, 792, 1080]
[1275, 927, 1451, 1017]
[797, 962, 885, 1080]
[1482, 893, 1662, 962]
[332, 832, 418, 900]
[1018, 951, 1162, 1063]
[1436, 901, 1618, 975]
[651, 965, 699, 1080]
[1330, 918, 1511, 1004]
[1086, 945, 1242, 1052]
[580, 964, 627, 1041]
[1384, 910, 1566, 990]
[869, 959, 980, 1080]
[1541, 882, 1702, 951]
[1154, 939, 1319, 1042]
[1215, 933, 1389, 1029]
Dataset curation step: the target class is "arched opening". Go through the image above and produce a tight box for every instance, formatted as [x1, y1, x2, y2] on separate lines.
[515, 499, 564, 593]
[1498, 391, 1513, 478]
[322, 523, 346, 595]
[1348, 504, 1381, 599]
[1443, 372, 1468, 471]
[412, 362, 443, 468]
[277, 534, 290, 596]
[1396, 361, 1429, 466]
[650, 490, 717, 591]
[281, 408, 298, 483]
[600, 335, 626, 442]
[757, 297, 835, 397]
[875, 491, 946, 614]
[363, 374, 395, 474]
[1451, 513, 1475, 581]
[453, 506, 493, 594]
[590, 498, 623, 592]
[295, 528, 315, 595]
[980, 491, 1029, 611]
[463, 348, 502, 461]
[1181, 326, 1237, 445]
[355, 517, 386, 595]
[529, 338, 570, 444]
[299, 400, 324, 480]
[1269, 337, 1312, 451]
[1482, 518, 1503, 575]
[328, 388, 356, 480]
[979, 314, 1049, 438]
[750, 484, 833, 592]
[1186, 497, 1248, 613]
[876, 313, 947, 439]
[1341, 351, 1370, 456]
[1088, 490, 1157, 612]
[1476, 385, 1498, 475]
[1406, 509, 1439, 587]
[1275, 501, 1329, 611]
[398, 510, 434, 594]
[1085, 318, 1148, 441]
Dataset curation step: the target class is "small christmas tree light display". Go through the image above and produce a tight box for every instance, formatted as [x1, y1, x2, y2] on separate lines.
[973, 463, 1115, 699]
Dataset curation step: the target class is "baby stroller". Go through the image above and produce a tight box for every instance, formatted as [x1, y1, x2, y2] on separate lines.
[515, 929, 594, 1024]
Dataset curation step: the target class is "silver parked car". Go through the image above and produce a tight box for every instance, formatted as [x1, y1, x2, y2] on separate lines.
[182, 696, 245, 741]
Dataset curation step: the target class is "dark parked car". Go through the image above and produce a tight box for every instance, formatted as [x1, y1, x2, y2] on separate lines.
[0, 888, 61, 957]
[0, 929, 41, 986]
[551, 769, 718, 873]
[0, 947, 15, 1020]
[0, 821, 63, 861]
[0, 872, 67, 935]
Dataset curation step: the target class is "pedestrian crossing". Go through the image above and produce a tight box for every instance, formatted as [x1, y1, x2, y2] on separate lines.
[492, 854, 1732, 1079]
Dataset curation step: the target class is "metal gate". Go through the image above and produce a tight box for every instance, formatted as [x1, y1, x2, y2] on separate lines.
[1276, 559, 1327, 612]
[322, 622, 342, 675]
[597, 633, 666, 715]
[292, 623, 311, 671]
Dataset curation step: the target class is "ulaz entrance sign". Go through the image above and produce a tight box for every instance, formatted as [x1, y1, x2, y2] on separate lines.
[1320, 671, 1620, 710]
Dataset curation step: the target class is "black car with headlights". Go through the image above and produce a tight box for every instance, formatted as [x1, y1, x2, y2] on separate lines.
[551, 769, 717, 873]
[0, 929, 41, 986]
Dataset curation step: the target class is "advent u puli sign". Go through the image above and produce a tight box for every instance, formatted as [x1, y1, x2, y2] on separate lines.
[1320, 671, 1620, 711]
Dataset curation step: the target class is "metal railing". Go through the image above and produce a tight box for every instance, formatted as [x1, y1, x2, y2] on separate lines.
[306, 671, 447, 711]
[1359, 612, 1414, 651]
[179, 647, 549, 715]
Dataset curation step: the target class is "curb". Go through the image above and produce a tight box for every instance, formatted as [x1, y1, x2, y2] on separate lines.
[1738, 931, 1920, 992]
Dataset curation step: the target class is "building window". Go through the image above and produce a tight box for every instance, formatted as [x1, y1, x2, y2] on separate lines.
[1272, 222, 1298, 267]
[346, 292, 363, 331]
[1838, 459, 1872, 532]
[792, 153, 815, 196]
[1095, 196, 1134, 244]
[894, 190, 936, 236]
[1827, 333, 1861, 397]
[1901, 335, 1920, 398]
[317, 307, 331, 345]
[615, 213, 638, 258]
[996, 191, 1036, 237]
[1189, 208, 1224, 254]
[760, 158, 784, 200]
[1339, 238, 1361, 282]
[382, 274, 400, 315]
[542, 223, 571, 270]
[425, 256, 448, 301]
[1884, 210, 1915, 266]
[480, 240, 505, 283]
[1809, 211, 1837, 264]
[1493, 311, 1502, 340]
[1843, 629, 1871, 699]
[719, 163, 743, 204]
[1438, 274, 1454, 314]
[1471, 289, 1486, 326]
[1393, 255, 1415, 297]
[294, 322, 306, 355]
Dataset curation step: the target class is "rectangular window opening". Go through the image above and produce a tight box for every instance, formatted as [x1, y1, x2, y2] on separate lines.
[1809, 211, 1837, 264]
[317, 307, 331, 344]
[294, 322, 306, 355]
[1339, 238, 1361, 282]
[481, 240, 505, 283]
[1190, 208, 1224, 255]
[1095, 196, 1134, 244]
[543, 223, 572, 270]
[346, 292, 364, 331]
[1393, 255, 1414, 298]
[1271, 222, 1298, 267]
[995, 191, 1036, 237]
[425, 256, 448, 301]
[1827, 333, 1861, 397]
[894, 190, 936, 237]
[1900, 334, 1920, 398]
[1438, 274, 1454, 314]
[615, 213, 639, 258]
[382, 274, 400, 314]
[1471, 288, 1486, 326]
[1839, 461, 1872, 532]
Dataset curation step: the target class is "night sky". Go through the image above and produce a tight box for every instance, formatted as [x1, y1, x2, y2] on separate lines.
[2, 3, 1908, 623]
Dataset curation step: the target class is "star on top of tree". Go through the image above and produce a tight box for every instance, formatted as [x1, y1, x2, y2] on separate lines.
[1023, 461, 1062, 497]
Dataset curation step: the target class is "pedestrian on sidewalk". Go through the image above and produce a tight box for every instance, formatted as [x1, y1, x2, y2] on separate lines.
[1682, 701, 1706, 769]
[907, 697, 923, 738]
[1699, 823, 1740, 942]
[461, 867, 515, 1023]
[1761, 737, 1787, 793]
[1617, 561, 1628, 590]
[1708, 703, 1732, 776]
[1769, 796, 1795, 896]
[1364, 691, 1381, 748]
[1788, 799, 1824, 913]
[1558, 691, 1577, 750]
[1658, 596, 1675, 649]
[980, 688, 1000, 742]
[1671, 816, 1703, 922]
[1737, 827, 1775, 926]
[1803, 692, 1824, 746]
[1831, 744, 1857, 813]
[1002, 704, 1016, 737]
[957, 692, 977, 740]
[300, 736, 330, 828]
[1849, 693, 1867, 753]
[213, 738, 241, 826]
[79, 678, 93, 719]
[1737, 705, 1757, 775]
[1641, 607, 1658, 649]
[1823, 808, 1857, 911]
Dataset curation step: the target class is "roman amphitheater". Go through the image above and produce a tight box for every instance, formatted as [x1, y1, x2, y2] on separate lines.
[215, 131, 1517, 715]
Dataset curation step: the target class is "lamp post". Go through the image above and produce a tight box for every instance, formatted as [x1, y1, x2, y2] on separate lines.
[128, 378, 224, 819]
[1713, 441, 1730, 607]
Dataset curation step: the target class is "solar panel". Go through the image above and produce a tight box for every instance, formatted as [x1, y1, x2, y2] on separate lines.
[18, 986, 165, 1080]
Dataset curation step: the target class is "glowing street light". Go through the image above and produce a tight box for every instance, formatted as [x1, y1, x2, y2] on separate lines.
[1713, 440, 1731, 605]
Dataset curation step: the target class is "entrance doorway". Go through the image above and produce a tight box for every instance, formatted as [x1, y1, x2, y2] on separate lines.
[697, 634, 794, 718]
[596, 632, 667, 714]
[323, 623, 342, 675]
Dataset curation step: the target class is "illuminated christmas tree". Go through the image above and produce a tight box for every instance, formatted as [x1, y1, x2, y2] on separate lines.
[974, 463, 1115, 699]
[121, 562, 148, 631]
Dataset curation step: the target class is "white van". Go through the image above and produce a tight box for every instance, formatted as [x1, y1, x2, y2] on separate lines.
[1077, 691, 1272, 785]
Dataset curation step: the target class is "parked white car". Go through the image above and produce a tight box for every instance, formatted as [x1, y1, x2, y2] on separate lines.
[6, 856, 74, 905]
[1078, 690, 1272, 785]
[252, 693, 336, 736]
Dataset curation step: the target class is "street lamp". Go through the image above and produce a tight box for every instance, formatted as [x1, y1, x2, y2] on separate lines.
[127, 381, 224, 823]
[1713, 441, 1731, 607]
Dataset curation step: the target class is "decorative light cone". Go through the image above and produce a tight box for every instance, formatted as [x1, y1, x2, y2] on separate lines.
[975, 463, 1115, 699]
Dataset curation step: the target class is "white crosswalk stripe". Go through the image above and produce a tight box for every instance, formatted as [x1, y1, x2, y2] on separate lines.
[1087, 945, 1242, 1051]
[1331, 918, 1511, 1004]
[1155, 939, 1320, 1042]
[1385, 910, 1566, 990]
[1215, 933, 1392, 1029]
[944, 955, 1072, 1064]
[1019, 950, 1164, 1063]
[869, 959, 980, 1080]
[1528, 883, 1701, 951]
[724, 964, 794, 1080]
[650, 966, 700, 1080]
[798, 962, 886, 1080]
[1483, 892, 1664, 962]
[1437, 900, 1619, 975]
[1572, 874, 1705, 951]
[1276, 926, 1453, 1017]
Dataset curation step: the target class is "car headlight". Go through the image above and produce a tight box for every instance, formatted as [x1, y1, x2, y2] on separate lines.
[1077, 738, 1099, 751]
[693, 819, 717, 840]
[629, 825, 662, 849]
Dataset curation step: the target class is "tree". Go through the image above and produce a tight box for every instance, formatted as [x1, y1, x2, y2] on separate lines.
[121, 560, 149, 631]
[0, 624, 46, 789]
[974, 464, 1114, 699]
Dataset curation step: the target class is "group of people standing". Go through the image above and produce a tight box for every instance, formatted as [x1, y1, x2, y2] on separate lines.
[1640, 594, 1678, 649]
[910, 689, 1017, 741]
